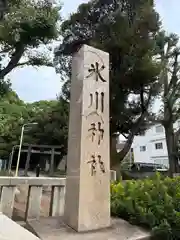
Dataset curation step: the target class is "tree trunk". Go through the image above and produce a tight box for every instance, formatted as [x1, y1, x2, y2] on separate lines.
[110, 133, 135, 179]
[117, 132, 135, 162]
[165, 123, 178, 177]
[0, 44, 24, 79]
[110, 111, 146, 178]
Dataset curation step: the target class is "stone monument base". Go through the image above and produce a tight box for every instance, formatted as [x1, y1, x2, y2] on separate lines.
[28, 217, 150, 240]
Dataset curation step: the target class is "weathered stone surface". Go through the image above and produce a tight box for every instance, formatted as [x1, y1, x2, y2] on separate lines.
[64, 45, 110, 232]
[0, 177, 66, 186]
[50, 186, 65, 217]
[1, 186, 15, 218]
[28, 217, 151, 240]
[25, 186, 42, 219]
[0, 213, 40, 240]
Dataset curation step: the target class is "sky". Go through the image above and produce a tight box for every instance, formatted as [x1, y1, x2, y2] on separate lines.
[9, 0, 180, 103]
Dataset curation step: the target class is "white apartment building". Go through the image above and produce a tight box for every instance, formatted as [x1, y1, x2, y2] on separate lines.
[133, 121, 180, 168]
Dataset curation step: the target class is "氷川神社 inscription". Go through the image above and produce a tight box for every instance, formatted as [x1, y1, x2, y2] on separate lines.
[64, 45, 110, 232]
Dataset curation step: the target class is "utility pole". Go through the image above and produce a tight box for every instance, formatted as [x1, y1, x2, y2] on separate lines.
[15, 123, 37, 177]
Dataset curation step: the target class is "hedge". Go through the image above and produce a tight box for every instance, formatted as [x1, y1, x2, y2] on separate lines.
[111, 174, 180, 240]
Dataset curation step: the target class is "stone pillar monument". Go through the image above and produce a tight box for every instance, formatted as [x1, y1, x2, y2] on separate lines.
[64, 45, 110, 232]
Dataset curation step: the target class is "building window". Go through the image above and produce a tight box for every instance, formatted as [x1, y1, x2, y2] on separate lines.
[155, 125, 163, 133]
[155, 142, 163, 150]
[140, 146, 146, 152]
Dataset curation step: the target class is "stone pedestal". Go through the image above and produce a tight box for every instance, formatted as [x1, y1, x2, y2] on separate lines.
[64, 45, 110, 232]
[28, 217, 151, 240]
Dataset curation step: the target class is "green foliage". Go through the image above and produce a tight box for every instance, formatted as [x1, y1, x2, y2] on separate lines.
[0, 78, 11, 98]
[4, 0, 60, 45]
[0, 90, 28, 157]
[111, 174, 180, 239]
[26, 97, 69, 157]
[0, 90, 69, 160]
[0, 0, 61, 79]
[55, 0, 161, 164]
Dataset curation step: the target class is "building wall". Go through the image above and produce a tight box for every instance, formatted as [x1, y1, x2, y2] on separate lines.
[133, 121, 180, 168]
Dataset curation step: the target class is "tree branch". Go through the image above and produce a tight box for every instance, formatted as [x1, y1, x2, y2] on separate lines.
[147, 113, 163, 125]
[116, 87, 154, 164]
[121, 133, 128, 139]
[16, 61, 30, 67]
[0, 44, 24, 79]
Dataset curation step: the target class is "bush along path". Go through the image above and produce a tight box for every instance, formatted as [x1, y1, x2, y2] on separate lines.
[111, 173, 180, 240]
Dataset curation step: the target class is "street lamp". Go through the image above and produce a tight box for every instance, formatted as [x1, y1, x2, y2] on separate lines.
[15, 122, 37, 177]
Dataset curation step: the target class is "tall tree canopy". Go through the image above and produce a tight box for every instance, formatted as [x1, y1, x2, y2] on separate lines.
[0, 0, 61, 80]
[27, 97, 69, 158]
[54, 0, 161, 169]
[0, 89, 28, 157]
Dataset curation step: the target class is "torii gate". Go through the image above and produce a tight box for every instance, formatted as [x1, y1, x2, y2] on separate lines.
[8, 144, 64, 176]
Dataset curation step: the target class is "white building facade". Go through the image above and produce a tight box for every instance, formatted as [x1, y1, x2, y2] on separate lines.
[133, 121, 180, 168]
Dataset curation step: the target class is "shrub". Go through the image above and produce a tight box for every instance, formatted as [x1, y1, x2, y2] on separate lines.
[111, 173, 180, 240]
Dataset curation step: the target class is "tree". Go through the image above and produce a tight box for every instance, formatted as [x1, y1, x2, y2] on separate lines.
[0, 89, 28, 158]
[149, 32, 180, 176]
[0, 90, 69, 172]
[0, 0, 61, 158]
[21, 97, 69, 174]
[54, 0, 161, 171]
[0, 0, 61, 79]
[0, 78, 11, 98]
[25, 98, 69, 157]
